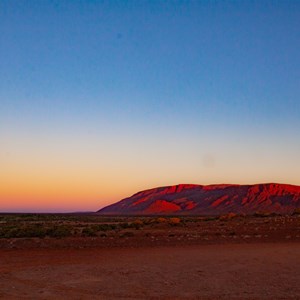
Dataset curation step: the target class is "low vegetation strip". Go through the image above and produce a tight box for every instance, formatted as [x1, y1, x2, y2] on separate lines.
[0, 214, 183, 239]
[0, 212, 300, 249]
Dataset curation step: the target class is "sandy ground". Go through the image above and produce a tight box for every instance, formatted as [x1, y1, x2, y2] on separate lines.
[1, 243, 300, 299]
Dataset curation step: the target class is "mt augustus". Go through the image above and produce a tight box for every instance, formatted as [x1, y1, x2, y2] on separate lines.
[98, 183, 300, 215]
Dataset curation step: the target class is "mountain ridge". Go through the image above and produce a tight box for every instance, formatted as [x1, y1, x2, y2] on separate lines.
[98, 183, 300, 215]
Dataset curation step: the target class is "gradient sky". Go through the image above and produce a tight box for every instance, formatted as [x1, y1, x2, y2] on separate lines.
[1, 0, 300, 212]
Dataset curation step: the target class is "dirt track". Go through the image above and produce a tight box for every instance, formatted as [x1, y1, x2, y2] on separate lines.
[1, 243, 300, 299]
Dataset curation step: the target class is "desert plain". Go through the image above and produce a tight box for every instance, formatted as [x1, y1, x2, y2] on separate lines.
[0, 213, 300, 299]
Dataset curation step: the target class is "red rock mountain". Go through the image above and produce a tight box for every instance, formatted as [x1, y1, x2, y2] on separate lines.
[98, 183, 300, 215]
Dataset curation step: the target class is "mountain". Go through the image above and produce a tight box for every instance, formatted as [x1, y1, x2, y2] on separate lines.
[98, 183, 300, 215]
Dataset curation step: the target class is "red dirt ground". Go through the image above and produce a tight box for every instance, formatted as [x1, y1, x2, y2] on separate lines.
[1, 243, 300, 299]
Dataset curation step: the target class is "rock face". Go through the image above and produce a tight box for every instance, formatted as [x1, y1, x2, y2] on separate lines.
[98, 183, 300, 215]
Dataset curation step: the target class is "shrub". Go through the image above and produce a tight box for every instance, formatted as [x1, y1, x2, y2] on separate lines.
[82, 227, 97, 237]
[20, 225, 47, 238]
[1, 227, 20, 238]
[292, 208, 300, 215]
[47, 225, 72, 238]
[6, 224, 47, 238]
[219, 213, 237, 221]
[2, 224, 48, 238]
[169, 217, 181, 225]
[157, 217, 167, 223]
[132, 219, 143, 229]
[92, 224, 117, 231]
[254, 211, 272, 218]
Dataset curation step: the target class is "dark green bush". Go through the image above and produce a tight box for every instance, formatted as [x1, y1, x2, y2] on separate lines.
[47, 225, 72, 238]
[82, 227, 97, 237]
[92, 224, 117, 231]
[0, 224, 47, 238]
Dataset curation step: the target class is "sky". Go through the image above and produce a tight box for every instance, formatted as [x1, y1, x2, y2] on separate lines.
[1, 0, 300, 212]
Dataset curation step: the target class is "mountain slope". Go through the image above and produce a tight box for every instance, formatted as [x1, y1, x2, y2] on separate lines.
[98, 183, 300, 215]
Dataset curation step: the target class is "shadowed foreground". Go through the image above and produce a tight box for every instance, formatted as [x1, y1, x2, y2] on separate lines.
[1, 243, 300, 299]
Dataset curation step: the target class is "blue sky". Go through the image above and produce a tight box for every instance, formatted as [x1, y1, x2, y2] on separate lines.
[1, 1, 300, 131]
[1, 0, 300, 211]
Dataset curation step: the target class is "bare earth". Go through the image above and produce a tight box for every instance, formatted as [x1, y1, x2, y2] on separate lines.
[1, 243, 300, 299]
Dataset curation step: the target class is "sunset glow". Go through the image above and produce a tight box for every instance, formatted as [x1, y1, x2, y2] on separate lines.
[1, 1, 300, 212]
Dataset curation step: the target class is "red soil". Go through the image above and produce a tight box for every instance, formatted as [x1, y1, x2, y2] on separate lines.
[1, 243, 300, 299]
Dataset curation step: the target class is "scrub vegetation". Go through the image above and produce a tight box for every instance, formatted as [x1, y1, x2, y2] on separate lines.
[0, 211, 300, 243]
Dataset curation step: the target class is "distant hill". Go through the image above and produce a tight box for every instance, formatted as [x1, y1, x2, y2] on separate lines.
[98, 183, 300, 215]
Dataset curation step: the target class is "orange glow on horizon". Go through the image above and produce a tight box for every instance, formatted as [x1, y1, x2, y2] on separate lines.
[1, 131, 300, 212]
